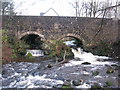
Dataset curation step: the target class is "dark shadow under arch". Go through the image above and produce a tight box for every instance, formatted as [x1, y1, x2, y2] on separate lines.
[20, 34, 44, 49]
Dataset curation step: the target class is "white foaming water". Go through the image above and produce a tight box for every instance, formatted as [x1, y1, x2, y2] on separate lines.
[26, 50, 44, 57]
[3, 73, 64, 88]
[58, 60, 116, 70]
[64, 40, 76, 46]
[15, 75, 63, 88]
[57, 47, 117, 70]
[73, 83, 91, 88]
[71, 47, 110, 62]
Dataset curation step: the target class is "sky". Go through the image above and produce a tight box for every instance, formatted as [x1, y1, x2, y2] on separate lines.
[13, 0, 78, 16]
[13, 0, 119, 16]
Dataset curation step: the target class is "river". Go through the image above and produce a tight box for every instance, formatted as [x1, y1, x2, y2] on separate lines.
[1, 48, 120, 89]
[1, 41, 120, 89]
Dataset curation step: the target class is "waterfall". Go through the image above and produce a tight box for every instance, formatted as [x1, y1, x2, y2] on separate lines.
[71, 47, 110, 62]
[64, 40, 111, 62]
[64, 40, 76, 46]
[26, 50, 44, 57]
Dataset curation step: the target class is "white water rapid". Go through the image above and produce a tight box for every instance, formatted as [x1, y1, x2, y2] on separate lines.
[26, 50, 44, 57]
[64, 40, 76, 46]
[2, 41, 119, 88]
[71, 47, 110, 62]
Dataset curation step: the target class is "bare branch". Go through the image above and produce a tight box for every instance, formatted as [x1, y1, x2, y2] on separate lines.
[97, 3, 120, 12]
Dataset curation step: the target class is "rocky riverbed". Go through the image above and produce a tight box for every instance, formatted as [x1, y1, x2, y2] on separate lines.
[1, 59, 120, 89]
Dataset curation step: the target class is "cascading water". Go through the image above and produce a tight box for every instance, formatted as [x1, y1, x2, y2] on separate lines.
[64, 40, 113, 65]
[26, 50, 44, 56]
[64, 40, 76, 46]
[71, 47, 110, 62]
[2, 40, 119, 88]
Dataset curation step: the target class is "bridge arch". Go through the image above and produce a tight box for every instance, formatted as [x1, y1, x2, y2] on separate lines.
[59, 33, 85, 48]
[60, 33, 85, 44]
[18, 31, 45, 40]
[18, 31, 45, 49]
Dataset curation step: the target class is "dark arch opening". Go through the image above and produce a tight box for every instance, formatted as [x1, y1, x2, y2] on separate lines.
[62, 36, 83, 48]
[20, 34, 43, 49]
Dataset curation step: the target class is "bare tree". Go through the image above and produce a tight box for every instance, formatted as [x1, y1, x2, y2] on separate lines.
[68, 0, 105, 17]
[94, 1, 120, 38]
[1, 0, 15, 16]
[81, 0, 107, 18]
[68, 0, 120, 18]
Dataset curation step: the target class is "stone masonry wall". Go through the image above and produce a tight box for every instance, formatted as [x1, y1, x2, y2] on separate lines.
[2, 16, 120, 45]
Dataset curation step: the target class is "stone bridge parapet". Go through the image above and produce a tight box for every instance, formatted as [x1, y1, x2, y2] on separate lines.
[3, 16, 120, 45]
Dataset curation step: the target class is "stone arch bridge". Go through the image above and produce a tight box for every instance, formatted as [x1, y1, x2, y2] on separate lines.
[3, 16, 120, 45]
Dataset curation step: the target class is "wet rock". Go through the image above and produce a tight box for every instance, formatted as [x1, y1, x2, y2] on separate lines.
[32, 72, 40, 76]
[37, 66, 44, 70]
[72, 79, 83, 86]
[27, 69, 39, 76]
[118, 74, 120, 78]
[14, 76, 21, 82]
[82, 62, 91, 65]
[54, 76, 65, 81]
[2, 74, 8, 78]
[34, 80, 42, 86]
[2, 69, 15, 78]
[91, 83, 101, 89]
[92, 71, 99, 76]
[114, 66, 120, 70]
[32, 71, 44, 76]
[62, 80, 72, 89]
[2, 79, 14, 86]
[106, 68, 114, 74]
[27, 65, 38, 70]
[105, 64, 112, 67]
[62, 85, 72, 89]
[63, 80, 71, 86]
[47, 64, 52, 68]
[110, 64, 119, 70]
[53, 84, 63, 88]
[34, 80, 52, 87]
[74, 58, 81, 61]
[104, 81, 113, 87]
[111, 64, 118, 67]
